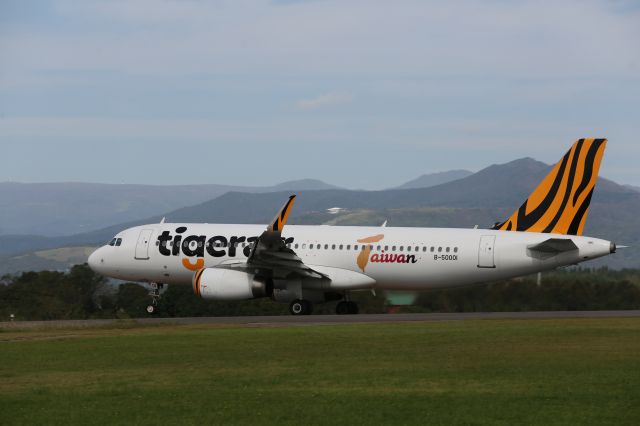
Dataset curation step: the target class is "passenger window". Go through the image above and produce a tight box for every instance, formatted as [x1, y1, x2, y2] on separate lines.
[156, 241, 160, 246]
[392, 246, 396, 251]
[354, 245, 358, 250]
[377, 245, 381, 251]
[407, 246, 411, 252]
[384, 245, 389, 251]
[454, 247, 458, 253]
[422, 246, 427, 252]
[339, 245, 343, 250]
[310, 244, 314, 250]
[438, 247, 442, 252]
[295, 244, 299, 249]
[324, 244, 328, 249]
[430, 246, 434, 252]
[415, 246, 419, 252]
[399, 246, 404, 252]
[446, 247, 450, 253]
[332, 244, 336, 250]
[346, 245, 351, 250]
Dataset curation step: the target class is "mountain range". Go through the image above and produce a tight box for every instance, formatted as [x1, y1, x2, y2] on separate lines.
[0, 171, 470, 238]
[394, 170, 473, 189]
[0, 179, 340, 237]
[0, 159, 638, 273]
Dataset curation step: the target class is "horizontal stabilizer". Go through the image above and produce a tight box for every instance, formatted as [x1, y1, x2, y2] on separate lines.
[528, 238, 578, 254]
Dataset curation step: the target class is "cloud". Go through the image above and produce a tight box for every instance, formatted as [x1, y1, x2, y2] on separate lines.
[1, 1, 639, 186]
[1, 0, 636, 79]
[296, 91, 353, 110]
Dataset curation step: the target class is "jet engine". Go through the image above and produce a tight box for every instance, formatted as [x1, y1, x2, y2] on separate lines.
[193, 268, 272, 301]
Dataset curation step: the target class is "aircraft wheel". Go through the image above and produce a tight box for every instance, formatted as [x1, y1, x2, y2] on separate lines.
[336, 301, 350, 315]
[290, 299, 312, 315]
[347, 301, 359, 315]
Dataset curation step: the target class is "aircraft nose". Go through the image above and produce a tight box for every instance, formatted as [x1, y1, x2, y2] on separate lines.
[88, 248, 104, 273]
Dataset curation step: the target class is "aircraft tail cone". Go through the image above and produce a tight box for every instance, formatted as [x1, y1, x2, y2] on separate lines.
[612, 243, 629, 253]
[609, 242, 630, 253]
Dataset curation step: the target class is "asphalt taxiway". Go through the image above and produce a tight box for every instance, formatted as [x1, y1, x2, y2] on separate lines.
[2, 310, 640, 330]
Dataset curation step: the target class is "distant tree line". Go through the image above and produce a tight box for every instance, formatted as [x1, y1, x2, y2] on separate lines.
[1, 265, 640, 321]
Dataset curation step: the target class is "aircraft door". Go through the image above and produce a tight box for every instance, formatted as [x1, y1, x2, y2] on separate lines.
[477, 235, 496, 268]
[135, 229, 154, 260]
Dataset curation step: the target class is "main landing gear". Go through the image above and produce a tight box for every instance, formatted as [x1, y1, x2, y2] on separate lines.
[146, 283, 164, 314]
[289, 299, 313, 315]
[335, 300, 359, 315]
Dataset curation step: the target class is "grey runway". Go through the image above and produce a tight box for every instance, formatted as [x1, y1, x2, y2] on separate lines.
[2, 310, 640, 330]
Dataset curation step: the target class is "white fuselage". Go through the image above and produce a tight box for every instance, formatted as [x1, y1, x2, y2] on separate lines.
[88, 223, 613, 291]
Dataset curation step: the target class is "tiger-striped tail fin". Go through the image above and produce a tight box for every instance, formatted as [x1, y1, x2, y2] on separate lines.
[492, 138, 607, 236]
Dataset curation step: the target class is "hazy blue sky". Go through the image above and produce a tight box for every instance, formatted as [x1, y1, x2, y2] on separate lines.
[1, 0, 639, 189]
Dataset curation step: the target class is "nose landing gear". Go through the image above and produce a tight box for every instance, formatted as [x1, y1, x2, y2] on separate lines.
[146, 283, 165, 314]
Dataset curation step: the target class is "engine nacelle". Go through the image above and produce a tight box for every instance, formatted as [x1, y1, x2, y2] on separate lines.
[193, 268, 271, 301]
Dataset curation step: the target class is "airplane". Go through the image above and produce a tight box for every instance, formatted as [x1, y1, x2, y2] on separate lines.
[88, 138, 618, 315]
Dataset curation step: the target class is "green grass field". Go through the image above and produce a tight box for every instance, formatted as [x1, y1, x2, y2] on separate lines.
[1, 318, 639, 425]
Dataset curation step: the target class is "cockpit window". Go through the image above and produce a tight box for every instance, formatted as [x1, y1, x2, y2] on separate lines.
[108, 238, 116, 246]
[115, 238, 122, 247]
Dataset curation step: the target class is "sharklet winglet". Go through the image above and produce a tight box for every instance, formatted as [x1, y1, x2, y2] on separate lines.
[268, 195, 296, 233]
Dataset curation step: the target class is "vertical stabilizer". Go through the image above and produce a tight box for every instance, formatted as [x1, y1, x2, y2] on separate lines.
[492, 138, 607, 236]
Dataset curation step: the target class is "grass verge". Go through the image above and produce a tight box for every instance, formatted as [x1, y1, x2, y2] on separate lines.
[1, 318, 639, 425]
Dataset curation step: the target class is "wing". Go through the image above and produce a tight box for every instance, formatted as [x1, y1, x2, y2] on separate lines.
[217, 195, 326, 280]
